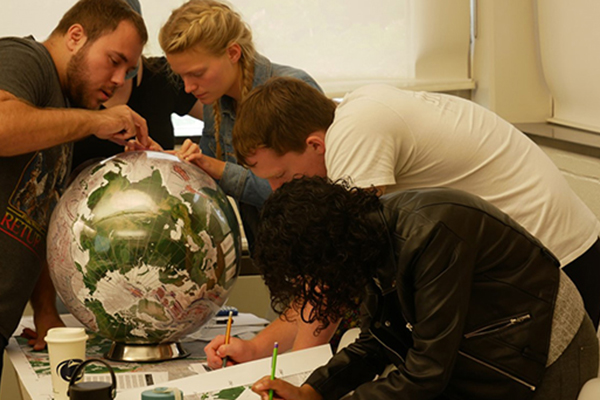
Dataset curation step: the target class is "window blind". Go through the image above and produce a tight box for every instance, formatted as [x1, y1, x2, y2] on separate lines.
[1, 0, 472, 97]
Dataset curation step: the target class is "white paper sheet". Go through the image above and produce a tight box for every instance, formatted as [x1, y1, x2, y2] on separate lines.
[115, 344, 333, 399]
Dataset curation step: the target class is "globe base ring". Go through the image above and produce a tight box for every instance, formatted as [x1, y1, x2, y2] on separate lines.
[104, 341, 190, 363]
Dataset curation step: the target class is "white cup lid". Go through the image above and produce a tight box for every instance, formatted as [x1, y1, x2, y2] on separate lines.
[45, 327, 88, 343]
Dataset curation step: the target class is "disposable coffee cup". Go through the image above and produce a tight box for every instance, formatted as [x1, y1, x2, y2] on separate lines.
[45, 327, 88, 400]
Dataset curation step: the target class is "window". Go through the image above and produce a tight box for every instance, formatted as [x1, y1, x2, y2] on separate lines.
[232, 0, 472, 96]
[1, 0, 471, 96]
[1, 0, 472, 136]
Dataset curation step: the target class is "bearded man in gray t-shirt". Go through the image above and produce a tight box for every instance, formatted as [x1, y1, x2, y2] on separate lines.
[0, 0, 153, 378]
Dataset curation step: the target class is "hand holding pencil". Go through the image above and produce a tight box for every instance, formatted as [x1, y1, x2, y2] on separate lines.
[251, 376, 323, 400]
[203, 329, 257, 369]
[251, 341, 322, 400]
[269, 342, 278, 400]
[221, 310, 234, 368]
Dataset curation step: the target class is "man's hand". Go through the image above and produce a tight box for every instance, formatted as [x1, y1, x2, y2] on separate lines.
[93, 105, 149, 147]
[176, 139, 226, 180]
[204, 335, 259, 369]
[21, 312, 65, 351]
[125, 136, 164, 152]
[252, 378, 322, 400]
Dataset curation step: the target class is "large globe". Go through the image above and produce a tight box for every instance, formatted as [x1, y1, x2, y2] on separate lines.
[47, 151, 241, 345]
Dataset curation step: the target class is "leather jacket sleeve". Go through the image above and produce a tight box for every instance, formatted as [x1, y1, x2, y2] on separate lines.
[307, 222, 476, 400]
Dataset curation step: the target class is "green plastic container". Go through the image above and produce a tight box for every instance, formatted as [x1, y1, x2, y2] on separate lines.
[141, 387, 183, 400]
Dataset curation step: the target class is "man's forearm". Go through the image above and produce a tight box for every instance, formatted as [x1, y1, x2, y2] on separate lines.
[292, 318, 338, 351]
[249, 308, 339, 358]
[27, 260, 65, 350]
[249, 314, 299, 358]
[30, 260, 60, 318]
[292, 304, 339, 351]
[0, 95, 97, 156]
[0, 92, 150, 156]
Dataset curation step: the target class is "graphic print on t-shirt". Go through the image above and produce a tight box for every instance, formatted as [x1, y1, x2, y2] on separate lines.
[0, 145, 70, 257]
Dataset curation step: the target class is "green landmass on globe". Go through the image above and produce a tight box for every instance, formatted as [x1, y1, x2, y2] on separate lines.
[47, 151, 241, 344]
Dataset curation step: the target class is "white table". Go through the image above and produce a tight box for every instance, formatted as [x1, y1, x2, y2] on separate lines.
[5, 313, 268, 400]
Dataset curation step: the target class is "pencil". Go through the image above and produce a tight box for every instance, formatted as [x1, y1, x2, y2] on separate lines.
[221, 310, 234, 368]
[268, 342, 279, 400]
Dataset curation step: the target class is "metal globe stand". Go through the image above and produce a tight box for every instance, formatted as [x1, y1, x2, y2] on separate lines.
[104, 341, 190, 362]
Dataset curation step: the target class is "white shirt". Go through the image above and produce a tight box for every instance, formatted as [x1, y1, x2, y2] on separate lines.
[325, 85, 600, 266]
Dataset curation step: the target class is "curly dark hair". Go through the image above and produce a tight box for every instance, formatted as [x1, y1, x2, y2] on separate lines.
[254, 176, 388, 332]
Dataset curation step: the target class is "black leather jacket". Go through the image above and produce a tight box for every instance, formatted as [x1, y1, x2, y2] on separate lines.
[306, 188, 560, 400]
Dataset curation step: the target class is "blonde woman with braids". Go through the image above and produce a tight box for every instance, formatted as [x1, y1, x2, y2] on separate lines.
[159, 0, 322, 211]
[156, 0, 328, 369]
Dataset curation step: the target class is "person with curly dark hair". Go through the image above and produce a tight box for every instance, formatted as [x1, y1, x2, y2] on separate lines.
[256, 178, 386, 330]
[250, 177, 598, 400]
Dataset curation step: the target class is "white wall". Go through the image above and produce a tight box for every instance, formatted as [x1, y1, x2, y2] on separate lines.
[537, 0, 600, 133]
[472, 0, 600, 221]
[471, 0, 551, 123]
[0, 0, 474, 98]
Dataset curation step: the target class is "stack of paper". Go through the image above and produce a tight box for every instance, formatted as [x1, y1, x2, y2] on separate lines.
[116, 344, 333, 399]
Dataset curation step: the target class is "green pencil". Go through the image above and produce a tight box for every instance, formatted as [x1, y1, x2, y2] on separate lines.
[268, 342, 279, 400]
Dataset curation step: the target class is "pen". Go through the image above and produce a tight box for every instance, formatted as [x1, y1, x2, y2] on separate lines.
[221, 310, 234, 368]
[268, 342, 278, 400]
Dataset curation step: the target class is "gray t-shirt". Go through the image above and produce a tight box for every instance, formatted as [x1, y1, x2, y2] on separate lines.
[0, 36, 71, 339]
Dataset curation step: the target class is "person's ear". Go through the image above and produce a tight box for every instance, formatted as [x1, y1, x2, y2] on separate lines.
[227, 42, 242, 64]
[306, 134, 326, 155]
[65, 24, 87, 53]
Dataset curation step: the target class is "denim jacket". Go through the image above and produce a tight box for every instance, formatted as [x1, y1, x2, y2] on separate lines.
[200, 53, 322, 208]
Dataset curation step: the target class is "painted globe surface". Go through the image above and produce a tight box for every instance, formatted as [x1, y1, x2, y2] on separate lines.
[47, 151, 241, 344]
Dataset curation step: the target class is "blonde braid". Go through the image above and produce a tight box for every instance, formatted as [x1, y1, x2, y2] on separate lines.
[238, 52, 255, 105]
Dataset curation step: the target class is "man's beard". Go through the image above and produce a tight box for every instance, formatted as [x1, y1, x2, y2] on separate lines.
[65, 45, 97, 109]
